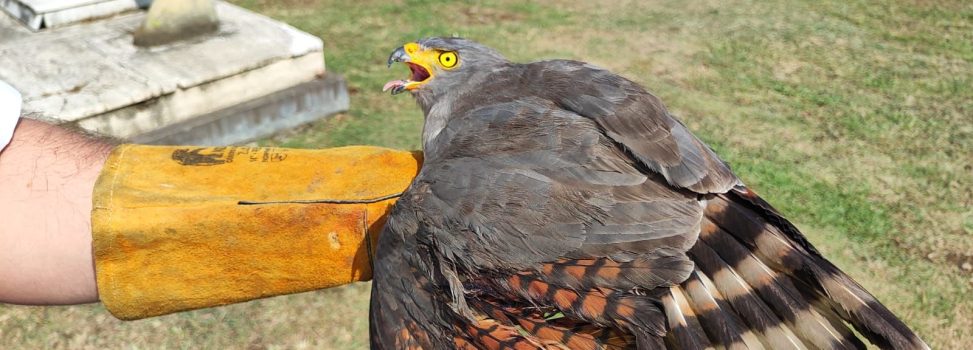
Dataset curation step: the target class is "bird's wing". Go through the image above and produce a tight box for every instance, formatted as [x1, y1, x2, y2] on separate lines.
[414, 97, 702, 273]
[526, 60, 740, 194]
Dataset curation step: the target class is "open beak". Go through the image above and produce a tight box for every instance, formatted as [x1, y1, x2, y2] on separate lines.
[383, 43, 434, 95]
[386, 46, 409, 68]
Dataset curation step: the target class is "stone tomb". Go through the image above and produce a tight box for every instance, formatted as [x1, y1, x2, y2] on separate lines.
[0, 0, 348, 145]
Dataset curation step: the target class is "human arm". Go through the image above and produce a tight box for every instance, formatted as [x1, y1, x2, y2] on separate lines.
[0, 117, 421, 318]
[0, 118, 113, 305]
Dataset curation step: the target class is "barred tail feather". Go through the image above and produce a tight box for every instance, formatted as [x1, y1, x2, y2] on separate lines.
[661, 287, 711, 350]
[689, 238, 809, 349]
[697, 217, 865, 350]
[693, 187, 929, 350]
[681, 270, 766, 350]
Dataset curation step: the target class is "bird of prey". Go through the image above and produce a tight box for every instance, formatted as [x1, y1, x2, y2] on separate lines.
[371, 37, 928, 350]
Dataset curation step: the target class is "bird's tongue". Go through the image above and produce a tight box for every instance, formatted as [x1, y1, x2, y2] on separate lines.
[383, 80, 407, 92]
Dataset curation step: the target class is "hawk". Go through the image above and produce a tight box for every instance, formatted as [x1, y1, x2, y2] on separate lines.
[370, 37, 927, 350]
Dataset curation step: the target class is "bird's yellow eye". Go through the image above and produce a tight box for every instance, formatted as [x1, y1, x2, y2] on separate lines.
[439, 51, 458, 68]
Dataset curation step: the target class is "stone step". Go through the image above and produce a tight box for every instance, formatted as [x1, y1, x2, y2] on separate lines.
[132, 74, 348, 146]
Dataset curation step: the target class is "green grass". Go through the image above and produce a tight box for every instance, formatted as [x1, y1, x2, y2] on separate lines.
[2, 0, 971, 348]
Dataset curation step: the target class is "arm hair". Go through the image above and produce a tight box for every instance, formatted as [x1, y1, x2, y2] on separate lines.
[0, 118, 114, 304]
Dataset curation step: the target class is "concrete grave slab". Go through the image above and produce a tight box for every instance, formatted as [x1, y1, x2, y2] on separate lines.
[0, 1, 348, 144]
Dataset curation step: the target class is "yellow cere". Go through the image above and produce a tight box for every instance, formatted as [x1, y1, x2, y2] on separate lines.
[404, 42, 421, 55]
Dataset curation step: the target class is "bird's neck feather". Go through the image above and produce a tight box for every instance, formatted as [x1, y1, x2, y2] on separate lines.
[421, 98, 451, 154]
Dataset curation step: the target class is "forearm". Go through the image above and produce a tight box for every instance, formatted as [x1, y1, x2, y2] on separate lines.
[0, 119, 419, 315]
[0, 118, 113, 304]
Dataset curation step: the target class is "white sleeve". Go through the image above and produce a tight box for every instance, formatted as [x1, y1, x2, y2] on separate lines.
[0, 80, 22, 152]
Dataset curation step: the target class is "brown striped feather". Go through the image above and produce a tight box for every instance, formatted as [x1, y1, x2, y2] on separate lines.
[541, 255, 693, 291]
[689, 239, 809, 349]
[705, 190, 929, 349]
[463, 318, 568, 350]
[661, 287, 712, 350]
[698, 217, 865, 350]
[699, 269, 769, 350]
[497, 274, 668, 348]
[680, 271, 763, 350]
[469, 298, 611, 350]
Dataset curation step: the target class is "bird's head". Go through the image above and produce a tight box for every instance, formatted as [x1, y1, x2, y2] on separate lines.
[383, 37, 508, 99]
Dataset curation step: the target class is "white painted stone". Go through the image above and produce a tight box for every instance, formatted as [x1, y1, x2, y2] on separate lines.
[0, 4, 36, 39]
[0, 2, 330, 140]
[19, 0, 111, 12]
[76, 52, 326, 138]
[2, 0, 144, 30]
[41, 0, 140, 29]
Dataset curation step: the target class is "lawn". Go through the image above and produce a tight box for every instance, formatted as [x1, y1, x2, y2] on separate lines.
[2, 0, 970, 348]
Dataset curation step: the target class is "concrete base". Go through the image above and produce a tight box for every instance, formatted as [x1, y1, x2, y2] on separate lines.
[0, 1, 347, 144]
[132, 74, 348, 146]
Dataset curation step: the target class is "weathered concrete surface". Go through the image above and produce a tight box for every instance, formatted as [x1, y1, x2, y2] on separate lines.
[1, 0, 147, 30]
[133, 0, 217, 47]
[0, 2, 342, 143]
[132, 74, 349, 146]
[0, 6, 33, 40]
[72, 50, 327, 138]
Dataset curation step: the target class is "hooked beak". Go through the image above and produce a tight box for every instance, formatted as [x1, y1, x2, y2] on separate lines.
[387, 46, 409, 68]
[383, 43, 434, 95]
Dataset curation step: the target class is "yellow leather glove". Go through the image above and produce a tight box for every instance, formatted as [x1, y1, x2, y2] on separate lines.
[91, 145, 421, 320]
